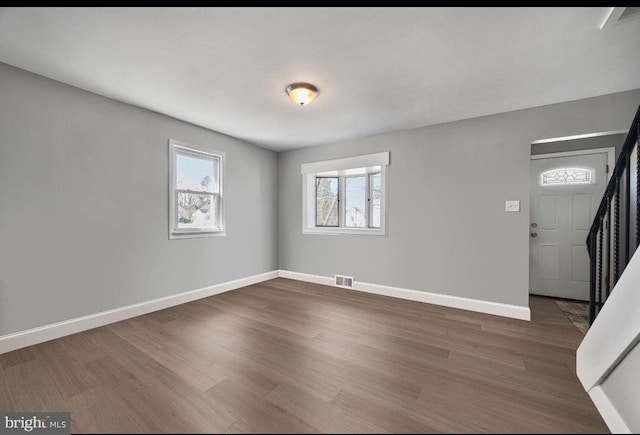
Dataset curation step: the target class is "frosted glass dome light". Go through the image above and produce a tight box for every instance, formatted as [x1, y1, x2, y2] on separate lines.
[286, 82, 319, 106]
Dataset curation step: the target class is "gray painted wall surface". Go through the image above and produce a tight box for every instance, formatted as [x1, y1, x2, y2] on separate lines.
[278, 90, 640, 307]
[600, 342, 640, 431]
[0, 63, 278, 336]
[1, 59, 638, 336]
[531, 133, 626, 158]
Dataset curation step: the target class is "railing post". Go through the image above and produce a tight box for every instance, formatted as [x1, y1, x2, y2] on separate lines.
[614, 177, 620, 285]
[625, 148, 631, 266]
[589, 230, 597, 325]
[598, 222, 604, 310]
[605, 197, 611, 301]
[637, 138, 639, 249]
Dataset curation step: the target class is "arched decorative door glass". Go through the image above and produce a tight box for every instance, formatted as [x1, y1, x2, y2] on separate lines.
[540, 167, 594, 186]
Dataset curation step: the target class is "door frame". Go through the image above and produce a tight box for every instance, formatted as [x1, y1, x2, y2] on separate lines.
[529, 146, 616, 298]
[531, 147, 615, 174]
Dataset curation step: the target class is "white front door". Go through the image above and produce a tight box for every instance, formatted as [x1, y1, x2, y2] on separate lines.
[529, 152, 608, 300]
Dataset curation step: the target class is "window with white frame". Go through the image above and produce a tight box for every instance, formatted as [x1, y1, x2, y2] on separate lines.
[302, 152, 389, 235]
[169, 139, 225, 239]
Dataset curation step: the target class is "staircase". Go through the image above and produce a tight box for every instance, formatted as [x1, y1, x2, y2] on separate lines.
[577, 104, 640, 433]
[586, 104, 640, 324]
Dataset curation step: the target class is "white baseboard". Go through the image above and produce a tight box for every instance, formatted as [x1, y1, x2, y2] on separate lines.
[0, 270, 279, 355]
[278, 270, 530, 321]
[588, 386, 630, 433]
[0, 268, 531, 355]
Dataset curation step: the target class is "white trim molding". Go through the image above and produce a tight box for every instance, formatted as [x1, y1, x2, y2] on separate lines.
[530, 146, 616, 161]
[587, 386, 630, 434]
[577, 250, 640, 390]
[601, 8, 626, 30]
[278, 270, 531, 321]
[576, 249, 640, 433]
[0, 270, 279, 355]
[301, 151, 389, 175]
[0, 268, 531, 355]
[530, 130, 626, 145]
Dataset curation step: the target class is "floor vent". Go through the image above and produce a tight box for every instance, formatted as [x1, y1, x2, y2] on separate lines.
[334, 275, 354, 288]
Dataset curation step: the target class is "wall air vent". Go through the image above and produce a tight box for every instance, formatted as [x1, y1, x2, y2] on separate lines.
[334, 275, 354, 288]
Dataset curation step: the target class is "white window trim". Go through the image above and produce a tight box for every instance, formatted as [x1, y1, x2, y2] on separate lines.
[169, 139, 226, 239]
[302, 152, 389, 236]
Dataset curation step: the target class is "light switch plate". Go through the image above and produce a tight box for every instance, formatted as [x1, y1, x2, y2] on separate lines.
[505, 200, 520, 212]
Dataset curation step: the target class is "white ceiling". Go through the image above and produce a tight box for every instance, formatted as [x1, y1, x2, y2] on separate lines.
[0, 7, 639, 152]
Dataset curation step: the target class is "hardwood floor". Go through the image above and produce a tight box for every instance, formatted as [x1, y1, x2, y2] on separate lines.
[0, 278, 608, 433]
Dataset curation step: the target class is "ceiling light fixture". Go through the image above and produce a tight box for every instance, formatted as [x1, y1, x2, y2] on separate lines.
[286, 82, 318, 107]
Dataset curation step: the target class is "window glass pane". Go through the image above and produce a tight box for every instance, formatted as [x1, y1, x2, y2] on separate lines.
[540, 167, 594, 186]
[177, 193, 218, 230]
[370, 173, 381, 228]
[345, 176, 366, 228]
[316, 177, 339, 227]
[176, 151, 218, 192]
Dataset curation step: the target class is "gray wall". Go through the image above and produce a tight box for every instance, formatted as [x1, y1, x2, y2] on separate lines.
[1, 60, 638, 337]
[531, 133, 626, 159]
[600, 341, 640, 431]
[0, 63, 278, 336]
[279, 90, 640, 307]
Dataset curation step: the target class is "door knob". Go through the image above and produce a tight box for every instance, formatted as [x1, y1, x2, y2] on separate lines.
[530, 232, 538, 237]
[531, 223, 537, 228]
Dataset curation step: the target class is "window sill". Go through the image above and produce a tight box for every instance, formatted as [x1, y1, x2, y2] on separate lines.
[169, 229, 226, 240]
[303, 227, 387, 236]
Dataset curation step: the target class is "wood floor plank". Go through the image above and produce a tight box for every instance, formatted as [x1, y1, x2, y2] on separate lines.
[212, 358, 280, 397]
[84, 355, 198, 433]
[53, 331, 106, 364]
[331, 389, 440, 433]
[223, 321, 423, 401]
[30, 339, 99, 400]
[211, 337, 342, 403]
[0, 346, 36, 370]
[417, 367, 602, 433]
[87, 329, 238, 433]
[145, 308, 179, 324]
[109, 317, 227, 391]
[0, 278, 608, 433]
[266, 382, 384, 434]
[3, 357, 68, 411]
[355, 331, 450, 361]
[342, 380, 487, 433]
[440, 346, 590, 403]
[68, 387, 147, 434]
[146, 341, 226, 392]
[0, 364, 16, 412]
[207, 378, 318, 433]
